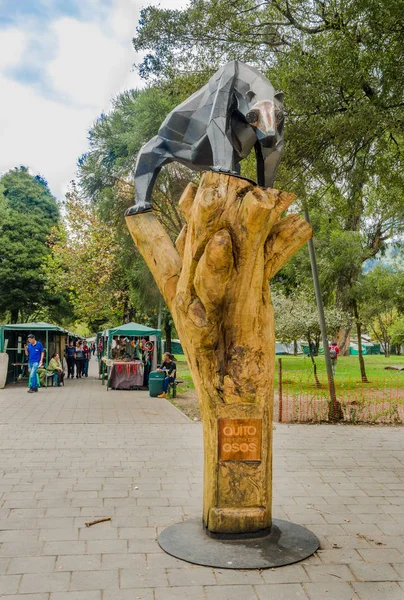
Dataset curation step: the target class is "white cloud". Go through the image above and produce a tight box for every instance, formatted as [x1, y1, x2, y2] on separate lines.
[0, 72, 95, 198]
[46, 16, 140, 108]
[0, 27, 27, 69]
[0, 0, 187, 199]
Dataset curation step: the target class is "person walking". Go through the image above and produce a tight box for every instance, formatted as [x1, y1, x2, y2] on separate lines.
[329, 341, 340, 375]
[24, 334, 44, 393]
[82, 341, 90, 377]
[65, 341, 76, 378]
[74, 342, 85, 378]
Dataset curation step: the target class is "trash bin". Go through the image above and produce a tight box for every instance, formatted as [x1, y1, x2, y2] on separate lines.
[149, 370, 165, 397]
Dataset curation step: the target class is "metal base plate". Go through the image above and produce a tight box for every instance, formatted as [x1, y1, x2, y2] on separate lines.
[158, 518, 319, 569]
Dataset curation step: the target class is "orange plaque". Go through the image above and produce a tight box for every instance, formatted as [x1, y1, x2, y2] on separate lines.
[219, 418, 262, 461]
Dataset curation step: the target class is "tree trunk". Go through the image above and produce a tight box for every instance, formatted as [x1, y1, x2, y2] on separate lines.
[307, 334, 322, 389]
[10, 309, 18, 323]
[126, 172, 312, 534]
[293, 340, 298, 356]
[164, 313, 172, 353]
[337, 326, 351, 356]
[352, 300, 369, 383]
[123, 298, 132, 323]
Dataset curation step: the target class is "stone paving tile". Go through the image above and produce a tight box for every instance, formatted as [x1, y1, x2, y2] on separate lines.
[7, 557, 56, 574]
[19, 572, 71, 593]
[128, 539, 162, 553]
[357, 547, 404, 563]
[103, 590, 153, 600]
[204, 585, 259, 600]
[118, 527, 156, 540]
[0, 574, 21, 594]
[316, 548, 362, 563]
[42, 542, 86, 556]
[260, 564, 309, 584]
[167, 566, 216, 587]
[87, 540, 127, 554]
[0, 558, 10, 574]
[146, 552, 186, 569]
[0, 542, 43, 557]
[38, 529, 78, 542]
[302, 563, 354, 581]
[69, 569, 118, 591]
[352, 581, 404, 600]
[51, 593, 101, 600]
[349, 561, 401, 581]
[154, 586, 206, 600]
[100, 553, 147, 570]
[302, 581, 355, 599]
[0, 596, 48, 600]
[55, 555, 101, 572]
[213, 568, 264, 585]
[390, 563, 404, 578]
[120, 566, 169, 588]
[255, 583, 309, 599]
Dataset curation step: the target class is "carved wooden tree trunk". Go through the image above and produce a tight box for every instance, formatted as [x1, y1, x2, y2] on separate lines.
[126, 172, 312, 534]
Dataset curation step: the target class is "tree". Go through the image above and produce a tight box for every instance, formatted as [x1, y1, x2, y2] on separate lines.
[273, 288, 347, 351]
[133, 0, 404, 352]
[45, 184, 130, 331]
[77, 86, 200, 338]
[390, 317, 404, 349]
[359, 265, 404, 356]
[78, 87, 198, 239]
[45, 183, 165, 332]
[0, 167, 60, 323]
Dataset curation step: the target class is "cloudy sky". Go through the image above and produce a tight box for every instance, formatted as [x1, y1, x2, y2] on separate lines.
[0, 0, 184, 199]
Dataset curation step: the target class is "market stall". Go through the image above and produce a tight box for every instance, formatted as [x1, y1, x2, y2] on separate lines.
[0, 322, 68, 386]
[96, 322, 162, 390]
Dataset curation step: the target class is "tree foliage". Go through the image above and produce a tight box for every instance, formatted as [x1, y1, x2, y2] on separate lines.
[76, 86, 201, 335]
[45, 184, 130, 332]
[358, 265, 404, 355]
[273, 288, 348, 348]
[133, 0, 404, 349]
[0, 167, 61, 323]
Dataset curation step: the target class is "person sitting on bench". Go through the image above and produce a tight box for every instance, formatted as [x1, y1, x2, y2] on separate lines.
[157, 353, 176, 398]
[47, 352, 65, 386]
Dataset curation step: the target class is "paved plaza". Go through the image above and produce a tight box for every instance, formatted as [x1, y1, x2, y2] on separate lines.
[0, 362, 404, 599]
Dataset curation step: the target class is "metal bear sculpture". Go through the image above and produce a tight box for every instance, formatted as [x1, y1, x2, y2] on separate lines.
[126, 61, 284, 216]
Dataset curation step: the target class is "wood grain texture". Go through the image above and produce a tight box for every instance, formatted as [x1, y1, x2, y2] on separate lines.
[126, 172, 312, 534]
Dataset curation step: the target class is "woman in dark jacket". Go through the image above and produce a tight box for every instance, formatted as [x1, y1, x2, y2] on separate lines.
[74, 343, 85, 378]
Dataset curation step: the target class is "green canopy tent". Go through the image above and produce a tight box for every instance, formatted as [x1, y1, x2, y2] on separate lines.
[0, 322, 69, 385]
[97, 322, 162, 383]
[349, 341, 381, 355]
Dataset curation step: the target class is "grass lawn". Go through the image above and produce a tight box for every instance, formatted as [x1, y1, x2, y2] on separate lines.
[276, 353, 404, 382]
[175, 354, 194, 395]
[176, 353, 404, 394]
[174, 353, 404, 422]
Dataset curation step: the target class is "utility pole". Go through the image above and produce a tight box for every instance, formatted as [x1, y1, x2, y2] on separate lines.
[304, 206, 342, 420]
